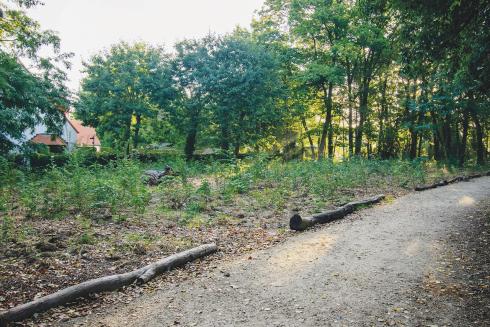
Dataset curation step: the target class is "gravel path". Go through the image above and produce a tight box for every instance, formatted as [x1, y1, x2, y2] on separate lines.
[65, 177, 490, 327]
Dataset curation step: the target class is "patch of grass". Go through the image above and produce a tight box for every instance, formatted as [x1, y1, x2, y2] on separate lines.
[16, 158, 151, 221]
[2, 153, 487, 234]
[78, 232, 95, 245]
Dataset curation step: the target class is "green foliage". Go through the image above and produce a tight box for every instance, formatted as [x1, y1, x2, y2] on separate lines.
[131, 148, 182, 163]
[0, 1, 71, 151]
[1, 0, 488, 166]
[76, 42, 175, 151]
[0, 156, 24, 242]
[19, 159, 150, 221]
[156, 175, 211, 225]
[225, 157, 436, 203]
[201, 35, 285, 155]
[0, 51, 69, 152]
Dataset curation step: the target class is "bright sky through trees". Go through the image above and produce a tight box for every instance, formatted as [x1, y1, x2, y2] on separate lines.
[27, 0, 265, 90]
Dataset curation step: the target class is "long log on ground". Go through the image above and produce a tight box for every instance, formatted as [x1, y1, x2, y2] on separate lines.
[415, 171, 490, 192]
[290, 194, 385, 231]
[414, 180, 448, 191]
[0, 243, 217, 325]
[447, 176, 465, 184]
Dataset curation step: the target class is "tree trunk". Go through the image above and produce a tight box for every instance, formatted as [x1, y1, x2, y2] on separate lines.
[220, 109, 231, 152]
[185, 115, 199, 161]
[185, 127, 197, 161]
[408, 81, 418, 160]
[124, 117, 132, 156]
[301, 117, 316, 160]
[378, 77, 388, 158]
[443, 115, 453, 161]
[318, 82, 333, 159]
[326, 82, 334, 158]
[355, 78, 369, 155]
[459, 106, 470, 166]
[417, 133, 423, 158]
[430, 109, 443, 160]
[234, 143, 240, 157]
[133, 114, 141, 149]
[347, 76, 354, 157]
[290, 195, 385, 231]
[470, 107, 486, 165]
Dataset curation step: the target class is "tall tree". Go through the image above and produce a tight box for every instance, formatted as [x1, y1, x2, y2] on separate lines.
[203, 35, 284, 156]
[76, 42, 174, 152]
[0, 0, 71, 152]
[172, 36, 217, 159]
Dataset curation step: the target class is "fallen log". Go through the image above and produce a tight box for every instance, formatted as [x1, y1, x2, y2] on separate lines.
[414, 180, 448, 191]
[467, 173, 483, 179]
[0, 243, 217, 325]
[447, 176, 465, 184]
[415, 171, 489, 191]
[290, 194, 385, 231]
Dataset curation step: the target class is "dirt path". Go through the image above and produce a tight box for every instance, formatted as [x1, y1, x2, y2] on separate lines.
[64, 177, 490, 327]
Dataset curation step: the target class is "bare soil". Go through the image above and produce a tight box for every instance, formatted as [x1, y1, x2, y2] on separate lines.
[56, 176, 490, 327]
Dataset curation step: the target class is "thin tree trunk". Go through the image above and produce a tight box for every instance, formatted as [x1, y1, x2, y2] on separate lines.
[234, 143, 240, 157]
[469, 107, 486, 165]
[301, 117, 316, 160]
[184, 126, 197, 161]
[443, 115, 453, 161]
[220, 121, 230, 152]
[409, 81, 418, 160]
[124, 117, 132, 156]
[378, 77, 388, 158]
[184, 112, 199, 161]
[347, 73, 354, 157]
[459, 107, 469, 166]
[430, 110, 443, 160]
[355, 78, 369, 155]
[326, 82, 334, 158]
[417, 134, 423, 158]
[318, 82, 333, 159]
[133, 114, 141, 149]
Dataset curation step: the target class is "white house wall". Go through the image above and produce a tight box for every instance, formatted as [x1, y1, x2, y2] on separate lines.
[61, 121, 78, 151]
[12, 118, 78, 152]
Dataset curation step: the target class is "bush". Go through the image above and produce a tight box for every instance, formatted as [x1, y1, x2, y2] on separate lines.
[131, 148, 182, 163]
[10, 147, 182, 169]
[20, 159, 150, 221]
[29, 152, 70, 168]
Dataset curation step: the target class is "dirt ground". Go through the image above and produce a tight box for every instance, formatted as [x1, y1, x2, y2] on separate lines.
[56, 177, 490, 327]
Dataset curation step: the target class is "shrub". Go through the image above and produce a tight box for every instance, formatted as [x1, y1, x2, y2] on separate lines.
[30, 152, 70, 168]
[131, 148, 182, 163]
[20, 159, 150, 221]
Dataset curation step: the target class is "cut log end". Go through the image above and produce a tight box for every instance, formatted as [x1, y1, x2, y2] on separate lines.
[290, 195, 385, 231]
[290, 213, 307, 231]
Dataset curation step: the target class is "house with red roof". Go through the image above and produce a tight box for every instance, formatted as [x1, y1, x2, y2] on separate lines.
[21, 113, 101, 152]
[66, 115, 101, 151]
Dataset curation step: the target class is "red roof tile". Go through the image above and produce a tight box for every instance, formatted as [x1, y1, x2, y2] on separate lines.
[68, 118, 101, 147]
[30, 134, 66, 146]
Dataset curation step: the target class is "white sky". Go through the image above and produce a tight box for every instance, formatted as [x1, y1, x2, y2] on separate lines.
[27, 0, 265, 91]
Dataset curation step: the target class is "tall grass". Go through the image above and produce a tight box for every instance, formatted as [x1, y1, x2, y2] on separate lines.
[2, 158, 150, 222]
[0, 154, 485, 229]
